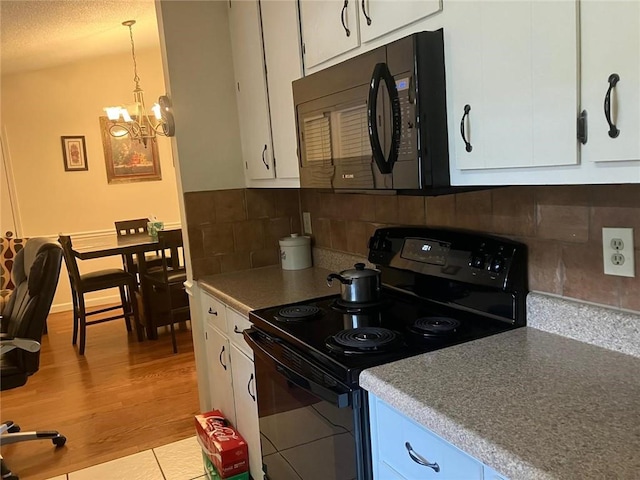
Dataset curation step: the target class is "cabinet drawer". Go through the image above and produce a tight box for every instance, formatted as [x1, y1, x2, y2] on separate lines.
[226, 308, 253, 359]
[376, 401, 483, 480]
[201, 293, 227, 333]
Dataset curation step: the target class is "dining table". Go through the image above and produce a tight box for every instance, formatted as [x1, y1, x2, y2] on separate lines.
[70, 232, 165, 339]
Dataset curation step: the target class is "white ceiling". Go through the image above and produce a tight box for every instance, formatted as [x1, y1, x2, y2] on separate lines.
[0, 0, 161, 76]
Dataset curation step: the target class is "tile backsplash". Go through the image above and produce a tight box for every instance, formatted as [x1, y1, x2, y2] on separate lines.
[184, 185, 640, 313]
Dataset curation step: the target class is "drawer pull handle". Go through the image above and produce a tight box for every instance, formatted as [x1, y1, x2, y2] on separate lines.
[247, 373, 256, 401]
[340, 0, 351, 37]
[405, 442, 440, 473]
[219, 345, 227, 370]
[234, 326, 243, 335]
[460, 104, 473, 152]
[604, 73, 620, 138]
[208, 307, 218, 316]
[361, 0, 372, 25]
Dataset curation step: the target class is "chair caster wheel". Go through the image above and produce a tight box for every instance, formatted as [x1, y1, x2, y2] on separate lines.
[8, 424, 20, 433]
[53, 435, 66, 447]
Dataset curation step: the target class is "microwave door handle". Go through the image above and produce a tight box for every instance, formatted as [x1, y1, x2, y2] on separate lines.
[368, 63, 400, 174]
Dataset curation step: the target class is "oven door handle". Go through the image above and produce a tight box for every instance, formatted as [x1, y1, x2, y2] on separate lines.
[244, 328, 353, 408]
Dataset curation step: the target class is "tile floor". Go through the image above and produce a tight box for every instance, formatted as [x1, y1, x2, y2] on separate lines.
[44, 436, 206, 480]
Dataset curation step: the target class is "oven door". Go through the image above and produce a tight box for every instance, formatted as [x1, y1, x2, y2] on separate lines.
[244, 328, 371, 480]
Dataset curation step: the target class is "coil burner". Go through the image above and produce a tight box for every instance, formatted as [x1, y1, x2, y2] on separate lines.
[277, 305, 322, 322]
[407, 317, 461, 339]
[326, 327, 402, 355]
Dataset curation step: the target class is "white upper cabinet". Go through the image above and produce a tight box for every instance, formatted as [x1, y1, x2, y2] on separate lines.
[299, 0, 442, 71]
[299, 0, 360, 69]
[581, 0, 640, 163]
[261, 0, 304, 180]
[447, 0, 578, 171]
[228, 0, 274, 181]
[359, 0, 441, 44]
[228, 0, 302, 187]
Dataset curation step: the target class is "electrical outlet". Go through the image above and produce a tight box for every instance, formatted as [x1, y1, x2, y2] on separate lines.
[602, 227, 635, 277]
[302, 212, 312, 235]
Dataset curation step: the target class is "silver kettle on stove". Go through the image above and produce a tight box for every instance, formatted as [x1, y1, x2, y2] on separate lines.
[327, 263, 381, 303]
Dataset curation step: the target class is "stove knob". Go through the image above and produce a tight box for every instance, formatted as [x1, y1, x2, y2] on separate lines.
[490, 257, 505, 273]
[470, 254, 485, 269]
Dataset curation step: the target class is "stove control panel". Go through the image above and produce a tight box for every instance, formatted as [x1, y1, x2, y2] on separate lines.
[368, 227, 527, 291]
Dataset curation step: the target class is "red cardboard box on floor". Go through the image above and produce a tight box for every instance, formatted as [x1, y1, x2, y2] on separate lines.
[195, 410, 248, 478]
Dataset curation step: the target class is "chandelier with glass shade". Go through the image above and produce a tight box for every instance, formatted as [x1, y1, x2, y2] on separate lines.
[103, 20, 175, 145]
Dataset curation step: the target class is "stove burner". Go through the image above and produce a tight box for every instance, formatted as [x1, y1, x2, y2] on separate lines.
[408, 317, 461, 337]
[277, 305, 322, 321]
[331, 298, 391, 314]
[327, 327, 401, 354]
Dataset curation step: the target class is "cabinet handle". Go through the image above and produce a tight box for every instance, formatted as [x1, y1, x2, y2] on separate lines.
[233, 325, 243, 335]
[219, 345, 227, 370]
[361, 0, 372, 25]
[208, 307, 218, 316]
[577, 110, 588, 145]
[604, 73, 620, 138]
[261, 144, 270, 170]
[405, 442, 440, 472]
[247, 373, 256, 401]
[341, 0, 351, 37]
[460, 104, 473, 152]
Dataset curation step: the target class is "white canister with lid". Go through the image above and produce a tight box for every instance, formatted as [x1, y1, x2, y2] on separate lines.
[279, 234, 312, 270]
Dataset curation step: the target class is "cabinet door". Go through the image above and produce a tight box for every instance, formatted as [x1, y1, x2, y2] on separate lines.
[261, 0, 303, 180]
[581, 1, 640, 163]
[204, 322, 236, 426]
[448, 0, 578, 170]
[228, 0, 275, 180]
[299, 0, 360, 69]
[359, 0, 441, 44]
[230, 345, 263, 480]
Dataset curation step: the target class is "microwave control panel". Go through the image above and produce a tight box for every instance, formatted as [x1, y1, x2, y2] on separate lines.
[395, 76, 416, 162]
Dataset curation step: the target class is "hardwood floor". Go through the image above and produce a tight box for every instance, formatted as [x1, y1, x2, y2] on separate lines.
[1, 308, 201, 480]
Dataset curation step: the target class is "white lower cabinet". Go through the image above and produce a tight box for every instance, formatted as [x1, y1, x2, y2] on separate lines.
[204, 320, 236, 425]
[202, 291, 262, 479]
[369, 393, 506, 480]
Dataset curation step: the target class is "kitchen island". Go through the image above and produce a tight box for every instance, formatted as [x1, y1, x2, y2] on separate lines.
[360, 327, 640, 479]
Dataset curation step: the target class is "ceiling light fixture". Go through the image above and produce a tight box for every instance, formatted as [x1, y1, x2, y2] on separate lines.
[103, 20, 175, 145]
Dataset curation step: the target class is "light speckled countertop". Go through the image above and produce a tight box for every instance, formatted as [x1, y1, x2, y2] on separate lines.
[360, 328, 640, 480]
[198, 265, 339, 316]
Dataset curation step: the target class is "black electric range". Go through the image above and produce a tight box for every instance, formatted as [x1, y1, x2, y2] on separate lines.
[248, 226, 528, 388]
[245, 227, 528, 480]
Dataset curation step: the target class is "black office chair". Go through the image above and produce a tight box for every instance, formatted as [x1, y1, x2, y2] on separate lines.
[142, 229, 189, 353]
[0, 238, 66, 480]
[58, 235, 143, 355]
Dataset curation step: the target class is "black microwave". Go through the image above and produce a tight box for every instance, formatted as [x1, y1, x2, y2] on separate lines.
[293, 29, 450, 193]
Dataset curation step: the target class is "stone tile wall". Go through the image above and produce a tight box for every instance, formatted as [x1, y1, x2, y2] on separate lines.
[184, 189, 301, 279]
[300, 185, 640, 313]
[184, 185, 640, 313]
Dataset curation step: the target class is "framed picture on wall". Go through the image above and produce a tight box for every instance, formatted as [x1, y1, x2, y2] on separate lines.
[61, 136, 88, 171]
[99, 116, 162, 184]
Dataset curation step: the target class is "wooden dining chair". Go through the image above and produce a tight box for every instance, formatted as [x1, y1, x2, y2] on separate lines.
[141, 229, 189, 353]
[58, 235, 143, 355]
[114, 218, 164, 278]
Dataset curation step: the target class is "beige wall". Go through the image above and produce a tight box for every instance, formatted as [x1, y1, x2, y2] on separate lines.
[1, 47, 182, 311]
[1, 47, 181, 236]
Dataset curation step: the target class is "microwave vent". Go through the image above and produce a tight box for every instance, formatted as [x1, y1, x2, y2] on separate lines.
[335, 104, 372, 159]
[303, 115, 332, 164]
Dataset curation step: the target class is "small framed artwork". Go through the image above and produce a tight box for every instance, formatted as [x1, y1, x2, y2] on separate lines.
[99, 116, 162, 184]
[61, 136, 88, 171]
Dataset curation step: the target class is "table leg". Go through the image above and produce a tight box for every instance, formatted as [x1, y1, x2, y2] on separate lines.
[135, 252, 158, 340]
